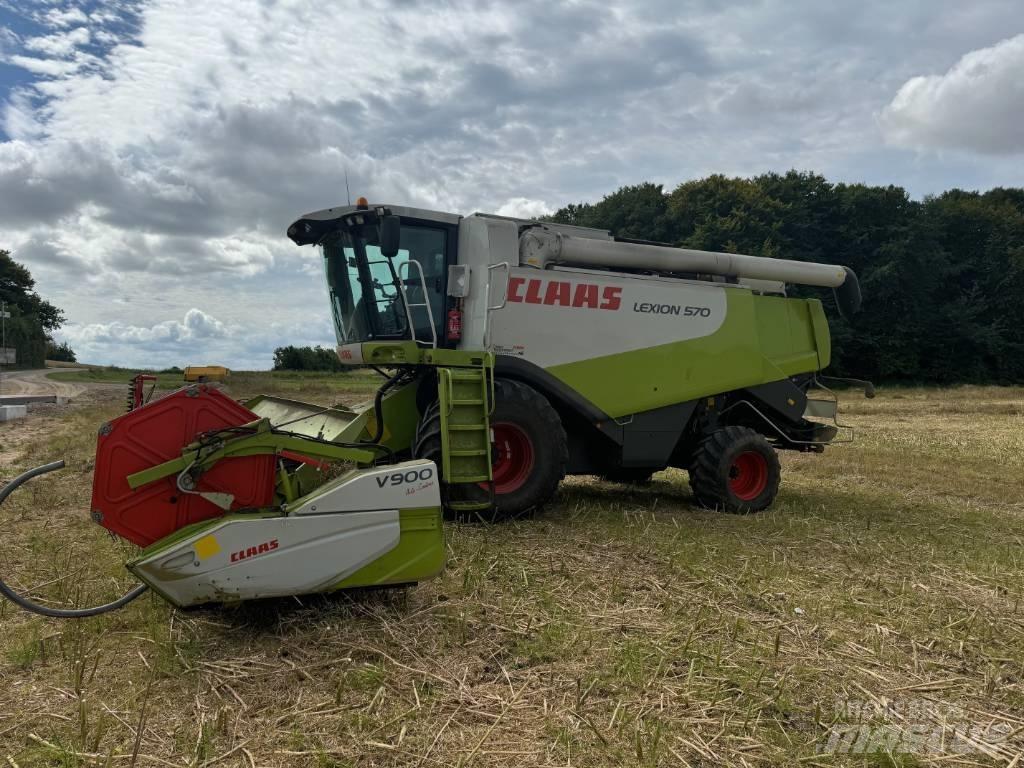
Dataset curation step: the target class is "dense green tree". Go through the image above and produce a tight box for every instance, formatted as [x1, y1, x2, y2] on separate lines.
[273, 345, 347, 372]
[0, 250, 64, 331]
[670, 175, 786, 256]
[548, 174, 1024, 384]
[549, 183, 677, 242]
[46, 340, 77, 363]
[0, 250, 66, 368]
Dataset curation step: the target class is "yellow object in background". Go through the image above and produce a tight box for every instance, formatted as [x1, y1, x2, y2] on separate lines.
[183, 366, 230, 382]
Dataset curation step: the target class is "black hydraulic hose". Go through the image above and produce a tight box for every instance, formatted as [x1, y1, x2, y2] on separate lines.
[361, 370, 407, 446]
[0, 460, 148, 619]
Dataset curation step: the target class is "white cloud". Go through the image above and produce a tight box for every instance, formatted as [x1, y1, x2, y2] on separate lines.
[7, 55, 83, 77]
[44, 7, 90, 28]
[1, 0, 1022, 368]
[880, 34, 1024, 155]
[495, 197, 551, 219]
[25, 27, 91, 58]
[56, 307, 335, 370]
[67, 308, 226, 346]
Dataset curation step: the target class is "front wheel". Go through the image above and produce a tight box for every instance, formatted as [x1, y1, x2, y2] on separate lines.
[688, 426, 781, 513]
[413, 379, 567, 521]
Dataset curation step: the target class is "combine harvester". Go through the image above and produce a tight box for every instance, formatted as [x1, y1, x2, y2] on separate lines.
[0, 198, 866, 616]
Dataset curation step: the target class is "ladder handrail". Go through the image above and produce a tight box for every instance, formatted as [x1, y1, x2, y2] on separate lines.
[397, 259, 438, 348]
[483, 262, 510, 351]
[365, 257, 418, 344]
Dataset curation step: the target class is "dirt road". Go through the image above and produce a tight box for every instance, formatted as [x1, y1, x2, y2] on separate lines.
[0, 368, 87, 398]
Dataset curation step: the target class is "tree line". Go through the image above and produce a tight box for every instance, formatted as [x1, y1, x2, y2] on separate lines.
[0, 250, 71, 367]
[272, 345, 349, 372]
[549, 172, 1024, 384]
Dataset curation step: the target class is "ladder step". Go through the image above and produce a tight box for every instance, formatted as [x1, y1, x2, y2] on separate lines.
[448, 371, 485, 381]
[447, 424, 488, 431]
[447, 474, 490, 483]
[450, 399, 484, 406]
[448, 449, 489, 457]
[447, 500, 493, 512]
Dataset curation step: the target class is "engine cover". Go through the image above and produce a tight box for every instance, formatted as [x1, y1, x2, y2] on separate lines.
[90, 385, 276, 547]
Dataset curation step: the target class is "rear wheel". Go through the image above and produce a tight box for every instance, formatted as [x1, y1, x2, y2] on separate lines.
[413, 379, 567, 521]
[689, 426, 780, 513]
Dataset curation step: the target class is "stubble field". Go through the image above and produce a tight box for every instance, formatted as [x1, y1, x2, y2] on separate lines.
[1, 372, 1022, 766]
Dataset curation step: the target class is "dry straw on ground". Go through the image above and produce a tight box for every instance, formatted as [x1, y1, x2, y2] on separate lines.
[1, 374, 1022, 766]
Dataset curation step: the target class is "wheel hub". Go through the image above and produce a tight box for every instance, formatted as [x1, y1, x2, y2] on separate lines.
[729, 450, 768, 501]
[487, 422, 535, 494]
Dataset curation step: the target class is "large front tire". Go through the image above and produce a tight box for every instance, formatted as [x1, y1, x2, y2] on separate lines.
[413, 379, 567, 521]
[688, 426, 781, 513]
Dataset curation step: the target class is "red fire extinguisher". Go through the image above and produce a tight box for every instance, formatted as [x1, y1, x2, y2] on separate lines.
[446, 308, 462, 341]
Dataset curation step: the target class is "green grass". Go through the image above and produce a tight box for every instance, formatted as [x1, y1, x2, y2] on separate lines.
[0, 384, 1022, 765]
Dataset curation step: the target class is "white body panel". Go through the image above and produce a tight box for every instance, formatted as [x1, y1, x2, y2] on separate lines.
[336, 342, 364, 364]
[488, 267, 726, 368]
[288, 459, 440, 514]
[457, 216, 518, 350]
[129, 460, 440, 607]
[129, 511, 400, 606]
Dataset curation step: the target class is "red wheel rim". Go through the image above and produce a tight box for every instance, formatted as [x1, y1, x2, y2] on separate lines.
[486, 422, 535, 495]
[729, 450, 768, 501]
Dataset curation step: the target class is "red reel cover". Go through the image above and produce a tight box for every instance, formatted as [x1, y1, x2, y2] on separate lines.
[90, 385, 276, 547]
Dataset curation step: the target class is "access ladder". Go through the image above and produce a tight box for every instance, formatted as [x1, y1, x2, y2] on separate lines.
[437, 357, 495, 514]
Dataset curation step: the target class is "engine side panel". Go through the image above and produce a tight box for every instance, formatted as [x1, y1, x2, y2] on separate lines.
[488, 267, 829, 418]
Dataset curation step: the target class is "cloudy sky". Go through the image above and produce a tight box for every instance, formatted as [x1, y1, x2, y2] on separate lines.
[0, 0, 1021, 369]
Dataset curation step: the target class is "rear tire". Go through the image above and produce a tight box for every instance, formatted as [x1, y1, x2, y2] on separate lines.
[688, 426, 780, 513]
[413, 379, 567, 521]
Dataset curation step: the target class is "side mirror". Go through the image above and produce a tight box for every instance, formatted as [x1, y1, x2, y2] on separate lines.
[380, 215, 400, 258]
[447, 265, 470, 297]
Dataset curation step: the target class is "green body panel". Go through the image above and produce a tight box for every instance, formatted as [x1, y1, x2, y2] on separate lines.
[360, 342, 493, 369]
[547, 292, 829, 418]
[808, 299, 831, 369]
[329, 506, 445, 589]
[362, 380, 421, 451]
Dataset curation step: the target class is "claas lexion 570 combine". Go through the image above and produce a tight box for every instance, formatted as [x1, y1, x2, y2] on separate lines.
[1, 197, 867, 616]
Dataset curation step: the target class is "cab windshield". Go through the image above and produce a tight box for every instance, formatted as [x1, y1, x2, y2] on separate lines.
[322, 221, 447, 345]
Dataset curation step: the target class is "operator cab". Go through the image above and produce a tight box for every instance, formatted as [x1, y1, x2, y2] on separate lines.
[287, 202, 460, 355]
